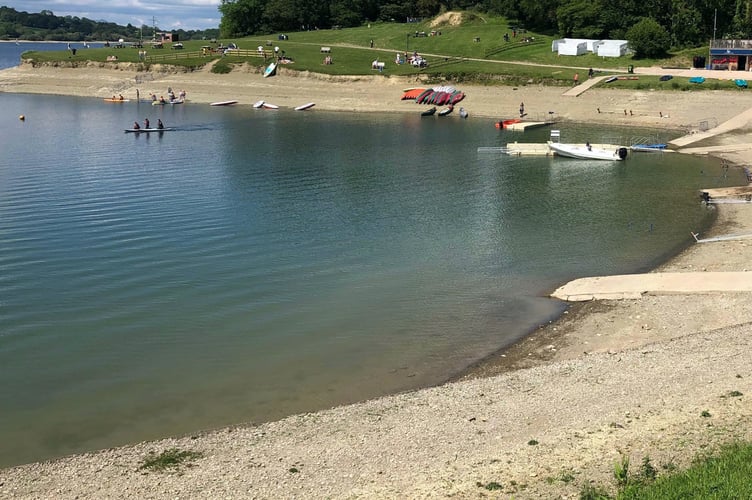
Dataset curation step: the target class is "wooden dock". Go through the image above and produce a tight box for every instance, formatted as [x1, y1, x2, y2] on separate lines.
[505, 121, 550, 131]
[505, 142, 552, 156]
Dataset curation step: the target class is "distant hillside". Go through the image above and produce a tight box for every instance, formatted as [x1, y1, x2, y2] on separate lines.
[0, 6, 218, 42]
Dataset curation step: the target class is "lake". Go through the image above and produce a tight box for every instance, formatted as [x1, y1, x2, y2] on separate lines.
[0, 49, 743, 467]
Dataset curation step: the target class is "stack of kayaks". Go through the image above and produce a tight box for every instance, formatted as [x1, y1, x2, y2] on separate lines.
[401, 86, 465, 106]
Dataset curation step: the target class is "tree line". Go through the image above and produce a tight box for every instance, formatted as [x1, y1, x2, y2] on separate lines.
[0, 6, 219, 42]
[219, 0, 750, 51]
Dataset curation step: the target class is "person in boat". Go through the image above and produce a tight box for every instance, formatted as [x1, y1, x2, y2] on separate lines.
[118, 94, 124, 100]
[144, 118, 150, 129]
[159, 96, 166, 104]
[157, 119, 164, 129]
[150, 93, 157, 102]
[586, 141, 592, 151]
[133, 121, 140, 130]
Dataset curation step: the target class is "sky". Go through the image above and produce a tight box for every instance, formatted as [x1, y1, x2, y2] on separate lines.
[5, 0, 223, 31]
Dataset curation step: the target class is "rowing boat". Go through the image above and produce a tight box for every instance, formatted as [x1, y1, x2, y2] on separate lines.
[124, 128, 174, 133]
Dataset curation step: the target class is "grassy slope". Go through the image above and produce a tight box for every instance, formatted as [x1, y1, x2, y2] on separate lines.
[23, 13, 743, 90]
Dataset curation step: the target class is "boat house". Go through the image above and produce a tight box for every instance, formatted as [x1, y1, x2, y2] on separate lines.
[709, 39, 752, 70]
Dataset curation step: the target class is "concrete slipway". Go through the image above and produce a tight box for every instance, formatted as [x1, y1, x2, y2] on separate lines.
[551, 272, 752, 301]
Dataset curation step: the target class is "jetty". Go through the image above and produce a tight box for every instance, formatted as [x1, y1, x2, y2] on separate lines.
[504, 121, 550, 131]
[483, 141, 625, 156]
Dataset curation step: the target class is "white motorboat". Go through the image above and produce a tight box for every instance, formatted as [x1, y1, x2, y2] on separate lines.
[548, 141, 627, 161]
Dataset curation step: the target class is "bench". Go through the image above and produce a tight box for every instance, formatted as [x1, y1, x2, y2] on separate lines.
[320, 47, 331, 53]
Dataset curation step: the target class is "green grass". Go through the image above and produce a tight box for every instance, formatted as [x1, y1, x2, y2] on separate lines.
[574, 443, 752, 499]
[138, 447, 203, 472]
[616, 443, 752, 499]
[20, 13, 724, 89]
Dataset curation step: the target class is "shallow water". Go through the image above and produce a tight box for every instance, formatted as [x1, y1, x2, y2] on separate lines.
[0, 86, 743, 467]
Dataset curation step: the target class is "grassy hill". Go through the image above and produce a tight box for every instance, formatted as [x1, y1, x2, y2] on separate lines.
[22, 12, 730, 90]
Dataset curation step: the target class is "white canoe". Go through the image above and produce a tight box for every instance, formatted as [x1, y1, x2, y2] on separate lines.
[548, 142, 625, 161]
[294, 102, 315, 111]
[124, 128, 174, 133]
[253, 100, 265, 108]
[262, 103, 279, 109]
[210, 100, 238, 106]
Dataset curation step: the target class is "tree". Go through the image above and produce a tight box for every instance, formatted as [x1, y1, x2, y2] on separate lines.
[556, 0, 606, 38]
[627, 17, 670, 58]
[219, 0, 267, 37]
[670, 2, 702, 48]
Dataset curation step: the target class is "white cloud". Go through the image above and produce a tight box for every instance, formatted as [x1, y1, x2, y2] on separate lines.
[6, 0, 222, 30]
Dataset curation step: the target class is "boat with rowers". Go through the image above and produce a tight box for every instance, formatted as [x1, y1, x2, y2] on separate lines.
[124, 128, 174, 133]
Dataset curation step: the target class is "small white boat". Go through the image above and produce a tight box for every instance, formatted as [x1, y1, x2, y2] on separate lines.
[253, 100, 265, 108]
[210, 100, 238, 106]
[438, 105, 454, 116]
[548, 142, 626, 161]
[262, 103, 279, 109]
[263, 62, 277, 78]
[294, 102, 315, 111]
[630, 143, 668, 152]
[152, 99, 184, 106]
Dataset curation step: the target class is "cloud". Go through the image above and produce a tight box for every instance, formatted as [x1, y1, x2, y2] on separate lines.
[7, 0, 222, 30]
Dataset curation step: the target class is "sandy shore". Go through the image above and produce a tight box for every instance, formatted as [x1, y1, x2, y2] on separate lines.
[2, 62, 752, 498]
[2, 59, 752, 129]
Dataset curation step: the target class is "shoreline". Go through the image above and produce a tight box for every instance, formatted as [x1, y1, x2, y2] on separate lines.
[2, 62, 752, 498]
[0, 60, 748, 129]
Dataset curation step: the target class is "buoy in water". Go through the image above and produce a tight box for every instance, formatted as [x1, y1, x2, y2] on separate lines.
[19, 114, 25, 120]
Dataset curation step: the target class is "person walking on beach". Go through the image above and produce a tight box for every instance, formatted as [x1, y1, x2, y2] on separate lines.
[519, 102, 525, 117]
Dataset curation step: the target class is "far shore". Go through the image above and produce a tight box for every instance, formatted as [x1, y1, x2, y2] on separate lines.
[1, 61, 752, 498]
[2, 59, 752, 130]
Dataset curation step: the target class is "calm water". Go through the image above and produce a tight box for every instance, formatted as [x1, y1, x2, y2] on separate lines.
[0, 53, 743, 467]
[0, 41, 104, 70]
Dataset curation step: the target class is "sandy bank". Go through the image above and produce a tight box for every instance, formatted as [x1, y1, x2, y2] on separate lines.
[2, 62, 752, 499]
[3, 61, 752, 131]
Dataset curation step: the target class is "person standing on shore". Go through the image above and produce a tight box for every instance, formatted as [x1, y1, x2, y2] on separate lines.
[519, 102, 525, 117]
[573, 72, 579, 85]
